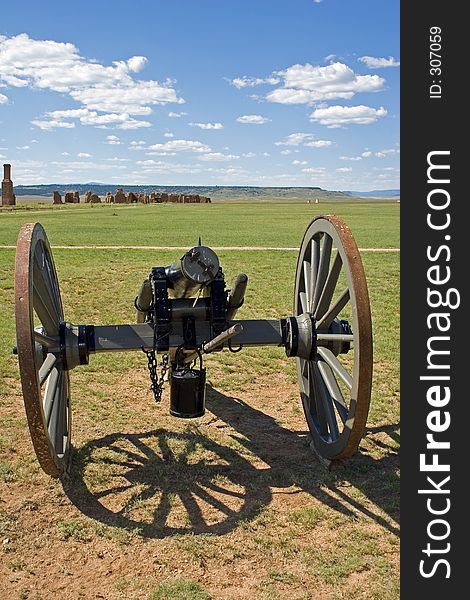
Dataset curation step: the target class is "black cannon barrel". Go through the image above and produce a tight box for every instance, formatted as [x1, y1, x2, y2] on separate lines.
[166, 246, 220, 298]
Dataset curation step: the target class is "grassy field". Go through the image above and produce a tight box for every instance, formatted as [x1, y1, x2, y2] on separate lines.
[0, 202, 399, 599]
[0, 201, 399, 248]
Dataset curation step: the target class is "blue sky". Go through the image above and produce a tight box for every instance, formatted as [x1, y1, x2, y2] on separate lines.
[0, 0, 399, 190]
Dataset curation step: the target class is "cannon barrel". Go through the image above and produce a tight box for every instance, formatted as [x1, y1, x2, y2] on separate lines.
[166, 246, 220, 298]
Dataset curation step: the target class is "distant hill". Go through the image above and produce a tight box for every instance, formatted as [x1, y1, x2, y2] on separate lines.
[343, 189, 400, 198]
[12, 184, 398, 202]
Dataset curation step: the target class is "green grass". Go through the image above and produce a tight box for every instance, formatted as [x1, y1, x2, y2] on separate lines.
[0, 201, 399, 248]
[149, 579, 211, 600]
[56, 519, 89, 542]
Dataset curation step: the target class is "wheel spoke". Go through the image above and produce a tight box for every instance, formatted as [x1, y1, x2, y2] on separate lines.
[313, 363, 339, 440]
[48, 370, 66, 452]
[33, 284, 59, 335]
[34, 242, 61, 309]
[315, 251, 342, 320]
[316, 288, 350, 330]
[299, 291, 308, 314]
[299, 358, 309, 395]
[34, 330, 58, 349]
[303, 260, 311, 308]
[43, 367, 60, 424]
[38, 353, 57, 385]
[317, 361, 348, 424]
[317, 347, 353, 390]
[55, 377, 68, 456]
[309, 238, 320, 311]
[33, 253, 61, 334]
[312, 234, 332, 312]
[309, 362, 329, 437]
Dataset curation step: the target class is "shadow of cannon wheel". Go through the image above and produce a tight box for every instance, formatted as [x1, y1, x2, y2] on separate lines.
[63, 428, 272, 538]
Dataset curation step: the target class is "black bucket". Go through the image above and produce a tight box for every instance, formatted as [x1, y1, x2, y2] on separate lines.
[170, 348, 206, 418]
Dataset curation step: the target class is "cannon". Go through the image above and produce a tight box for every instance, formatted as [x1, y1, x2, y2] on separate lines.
[14, 216, 372, 477]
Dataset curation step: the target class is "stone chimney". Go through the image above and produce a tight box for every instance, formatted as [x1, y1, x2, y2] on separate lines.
[1, 163, 16, 206]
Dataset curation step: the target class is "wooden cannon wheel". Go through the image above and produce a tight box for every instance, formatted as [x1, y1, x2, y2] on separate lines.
[294, 215, 373, 461]
[15, 223, 71, 477]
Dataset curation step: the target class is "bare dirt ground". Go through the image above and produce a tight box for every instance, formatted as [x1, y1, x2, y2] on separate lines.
[0, 367, 399, 600]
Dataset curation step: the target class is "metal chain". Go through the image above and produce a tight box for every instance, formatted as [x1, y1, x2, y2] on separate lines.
[143, 349, 169, 403]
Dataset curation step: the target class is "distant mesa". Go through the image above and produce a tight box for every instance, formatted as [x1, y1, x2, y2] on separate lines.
[1, 163, 16, 206]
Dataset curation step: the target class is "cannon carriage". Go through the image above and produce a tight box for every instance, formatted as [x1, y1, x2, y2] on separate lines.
[14, 216, 372, 477]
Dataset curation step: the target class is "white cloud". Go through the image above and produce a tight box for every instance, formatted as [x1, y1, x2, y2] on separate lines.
[236, 114, 270, 124]
[168, 111, 188, 117]
[302, 167, 326, 174]
[106, 135, 121, 145]
[16, 145, 30, 150]
[359, 56, 400, 69]
[61, 151, 70, 156]
[198, 152, 240, 161]
[31, 118, 75, 130]
[292, 160, 308, 165]
[310, 105, 387, 127]
[304, 140, 332, 148]
[0, 92, 8, 103]
[164, 132, 174, 138]
[189, 122, 224, 130]
[147, 139, 211, 153]
[146, 151, 177, 156]
[340, 147, 399, 161]
[77, 152, 92, 157]
[275, 133, 313, 146]
[280, 149, 292, 155]
[265, 62, 385, 105]
[50, 160, 127, 171]
[0, 33, 183, 129]
[135, 159, 205, 174]
[336, 167, 352, 173]
[340, 155, 362, 161]
[275, 132, 332, 148]
[105, 156, 130, 162]
[32, 107, 151, 130]
[126, 56, 148, 72]
[229, 76, 280, 89]
[117, 118, 151, 130]
[375, 148, 399, 157]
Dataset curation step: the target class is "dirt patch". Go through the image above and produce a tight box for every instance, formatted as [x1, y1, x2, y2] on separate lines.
[1, 371, 399, 599]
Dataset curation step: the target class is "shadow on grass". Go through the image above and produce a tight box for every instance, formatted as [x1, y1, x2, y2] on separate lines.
[63, 385, 399, 539]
